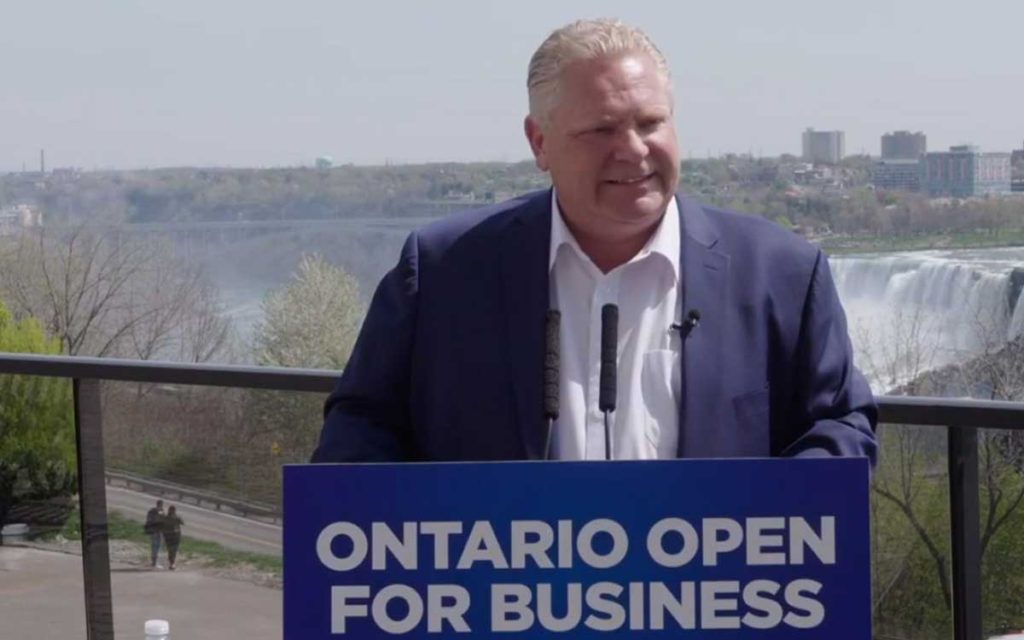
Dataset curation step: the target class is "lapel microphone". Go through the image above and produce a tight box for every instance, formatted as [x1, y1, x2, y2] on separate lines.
[671, 309, 701, 337]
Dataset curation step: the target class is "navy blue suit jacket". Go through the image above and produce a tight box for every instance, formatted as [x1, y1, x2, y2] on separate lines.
[312, 191, 877, 463]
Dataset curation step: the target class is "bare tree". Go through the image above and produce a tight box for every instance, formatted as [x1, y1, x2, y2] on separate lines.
[953, 302, 1024, 558]
[873, 424, 952, 610]
[853, 303, 941, 395]
[870, 282, 1024, 620]
[0, 225, 231, 361]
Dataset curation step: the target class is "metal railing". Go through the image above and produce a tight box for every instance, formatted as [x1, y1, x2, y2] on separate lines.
[2, 351, 1023, 640]
[105, 469, 282, 523]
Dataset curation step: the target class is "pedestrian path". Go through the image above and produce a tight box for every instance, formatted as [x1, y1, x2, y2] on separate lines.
[0, 545, 280, 639]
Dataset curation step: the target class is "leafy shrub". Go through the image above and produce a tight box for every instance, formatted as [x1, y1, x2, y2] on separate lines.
[0, 300, 76, 527]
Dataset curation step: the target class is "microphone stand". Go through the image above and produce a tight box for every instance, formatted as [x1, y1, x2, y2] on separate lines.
[599, 304, 618, 461]
[543, 310, 560, 460]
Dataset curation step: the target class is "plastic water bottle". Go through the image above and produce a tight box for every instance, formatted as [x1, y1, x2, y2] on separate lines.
[144, 619, 169, 640]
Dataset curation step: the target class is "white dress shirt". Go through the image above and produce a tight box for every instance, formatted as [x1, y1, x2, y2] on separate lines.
[548, 191, 682, 460]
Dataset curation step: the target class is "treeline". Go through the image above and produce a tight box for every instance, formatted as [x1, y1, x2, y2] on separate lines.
[0, 162, 549, 224]
[4, 157, 1023, 243]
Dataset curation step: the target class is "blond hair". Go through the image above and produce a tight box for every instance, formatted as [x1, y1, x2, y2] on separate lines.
[527, 18, 670, 122]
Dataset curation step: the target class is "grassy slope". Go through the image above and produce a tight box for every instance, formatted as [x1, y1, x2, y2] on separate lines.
[55, 508, 281, 576]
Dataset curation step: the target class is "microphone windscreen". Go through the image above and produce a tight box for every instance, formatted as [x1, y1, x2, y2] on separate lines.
[544, 310, 560, 419]
[599, 304, 618, 412]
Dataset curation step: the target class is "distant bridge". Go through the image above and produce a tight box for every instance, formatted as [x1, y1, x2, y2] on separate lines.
[90, 216, 446, 259]
[107, 216, 443, 235]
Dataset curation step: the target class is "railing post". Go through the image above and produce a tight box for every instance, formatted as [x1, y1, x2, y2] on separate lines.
[948, 426, 982, 640]
[74, 378, 114, 640]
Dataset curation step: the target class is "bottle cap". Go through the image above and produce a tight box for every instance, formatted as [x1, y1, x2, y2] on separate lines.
[145, 619, 170, 635]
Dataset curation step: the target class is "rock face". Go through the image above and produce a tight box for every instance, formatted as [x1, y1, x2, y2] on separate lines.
[1010, 267, 1024, 314]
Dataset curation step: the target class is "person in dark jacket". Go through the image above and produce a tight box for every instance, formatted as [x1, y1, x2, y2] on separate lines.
[161, 505, 184, 570]
[312, 19, 877, 465]
[143, 499, 164, 568]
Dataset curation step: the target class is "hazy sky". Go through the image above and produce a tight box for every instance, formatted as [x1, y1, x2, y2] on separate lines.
[2, 0, 1022, 170]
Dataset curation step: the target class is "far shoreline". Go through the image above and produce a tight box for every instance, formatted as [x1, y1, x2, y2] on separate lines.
[815, 231, 1024, 256]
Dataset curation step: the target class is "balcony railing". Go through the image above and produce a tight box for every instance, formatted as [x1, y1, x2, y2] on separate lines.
[3, 352, 1024, 640]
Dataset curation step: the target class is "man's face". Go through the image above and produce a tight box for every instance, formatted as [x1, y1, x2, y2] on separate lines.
[525, 52, 680, 242]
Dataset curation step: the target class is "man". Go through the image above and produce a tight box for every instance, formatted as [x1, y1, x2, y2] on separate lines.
[143, 499, 164, 568]
[312, 19, 877, 464]
[161, 505, 184, 571]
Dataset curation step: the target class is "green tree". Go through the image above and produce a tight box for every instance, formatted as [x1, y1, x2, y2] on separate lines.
[0, 300, 75, 527]
[246, 254, 364, 462]
[252, 254, 363, 369]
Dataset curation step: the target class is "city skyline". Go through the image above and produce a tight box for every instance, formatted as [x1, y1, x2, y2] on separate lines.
[2, 0, 1023, 171]
[10, 128, 1024, 175]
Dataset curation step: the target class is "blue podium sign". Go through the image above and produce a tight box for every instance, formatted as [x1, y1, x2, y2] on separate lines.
[284, 458, 870, 638]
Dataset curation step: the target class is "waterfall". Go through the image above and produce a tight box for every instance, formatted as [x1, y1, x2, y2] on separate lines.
[830, 248, 1024, 392]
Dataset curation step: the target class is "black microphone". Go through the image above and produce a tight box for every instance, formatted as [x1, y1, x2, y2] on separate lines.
[671, 309, 701, 338]
[542, 309, 560, 460]
[599, 304, 619, 460]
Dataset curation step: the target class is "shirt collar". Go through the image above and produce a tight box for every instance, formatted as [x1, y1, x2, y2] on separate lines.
[548, 189, 680, 284]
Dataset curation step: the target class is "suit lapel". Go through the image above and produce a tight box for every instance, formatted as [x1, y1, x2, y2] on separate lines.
[677, 195, 729, 457]
[500, 192, 552, 459]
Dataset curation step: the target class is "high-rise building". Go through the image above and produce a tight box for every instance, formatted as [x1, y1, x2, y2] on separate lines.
[920, 145, 1011, 197]
[881, 131, 926, 160]
[872, 160, 920, 192]
[1012, 140, 1024, 193]
[802, 128, 845, 164]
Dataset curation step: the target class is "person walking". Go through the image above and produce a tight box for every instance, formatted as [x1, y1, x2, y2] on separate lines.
[162, 505, 184, 570]
[143, 500, 164, 568]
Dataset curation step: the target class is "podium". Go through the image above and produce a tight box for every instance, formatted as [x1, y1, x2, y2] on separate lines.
[284, 458, 870, 638]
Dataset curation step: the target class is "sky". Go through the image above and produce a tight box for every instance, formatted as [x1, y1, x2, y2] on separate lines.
[2, 0, 1022, 170]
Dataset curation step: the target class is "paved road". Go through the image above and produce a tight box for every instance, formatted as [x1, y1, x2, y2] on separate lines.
[105, 485, 281, 556]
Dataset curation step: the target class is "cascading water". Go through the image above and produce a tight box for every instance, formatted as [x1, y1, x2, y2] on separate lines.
[831, 247, 1024, 393]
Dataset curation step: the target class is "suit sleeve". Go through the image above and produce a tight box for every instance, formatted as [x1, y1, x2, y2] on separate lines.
[311, 233, 420, 462]
[782, 250, 878, 465]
